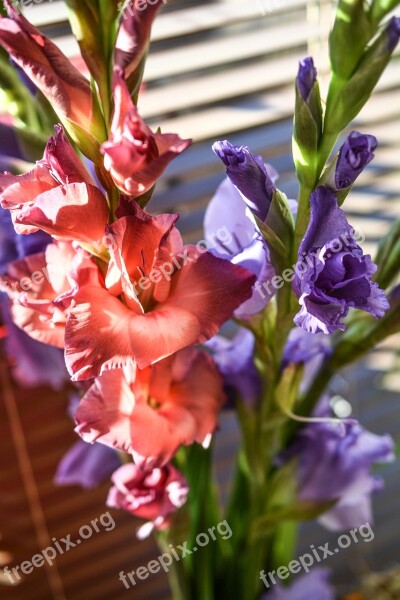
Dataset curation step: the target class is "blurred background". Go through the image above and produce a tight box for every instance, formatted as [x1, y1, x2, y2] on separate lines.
[1, 0, 400, 598]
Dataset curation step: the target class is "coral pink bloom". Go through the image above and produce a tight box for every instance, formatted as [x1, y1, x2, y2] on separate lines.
[0, 125, 108, 244]
[114, 0, 164, 83]
[75, 347, 225, 467]
[64, 202, 255, 380]
[0, 2, 101, 135]
[107, 463, 189, 537]
[0, 242, 78, 347]
[101, 68, 191, 197]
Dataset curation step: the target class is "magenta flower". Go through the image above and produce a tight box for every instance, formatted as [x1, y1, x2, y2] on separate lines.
[75, 347, 225, 468]
[102, 68, 191, 197]
[107, 463, 189, 537]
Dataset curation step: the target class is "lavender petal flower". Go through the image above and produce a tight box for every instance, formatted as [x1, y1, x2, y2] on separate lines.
[206, 328, 262, 406]
[283, 398, 394, 531]
[261, 568, 334, 600]
[293, 187, 389, 334]
[55, 440, 121, 490]
[204, 178, 275, 318]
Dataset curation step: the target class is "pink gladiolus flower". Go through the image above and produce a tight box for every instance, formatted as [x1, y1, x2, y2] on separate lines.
[114, 0, 165, 83]
[75, 347, 225, 467]
[101, 68, 191, 197]
[107, 463, 189, 537]
[64, 202, 256, 380]
[0, 125, 109, 245]
[0, 2, 102, 136]
[0, 242, 78, 347]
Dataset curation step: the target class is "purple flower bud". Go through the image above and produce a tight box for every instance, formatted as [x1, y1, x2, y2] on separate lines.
[335, 131, 377, 189]
[212, 140, 277, 221]
[387, 16, 400, 53]
[297, 57, 317, 101]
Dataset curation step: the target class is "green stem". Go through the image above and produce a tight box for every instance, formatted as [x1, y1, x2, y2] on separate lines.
[293, 183, 312, 257]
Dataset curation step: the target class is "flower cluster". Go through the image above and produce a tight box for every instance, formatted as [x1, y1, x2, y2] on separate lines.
[0, 0, 255, 534]
[0, 1, 399, 598]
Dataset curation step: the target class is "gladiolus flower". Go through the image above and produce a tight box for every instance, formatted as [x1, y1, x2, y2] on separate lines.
[101, 68, 191, 197]
[212, 140, 277, 222]
[114, 0, 165, 83]
[0, 125, 109, 245]
[204, 177, 275, 318]
[107, 463, 189, 537]
[74, 347, 226, 467]
[0, 241, 80, 347]
[293, 187, 389, 334]
[64, 202, 255, 379]
[283, 398, 394, 531]
[297, 57, 317, 102]
[55, 440, 121, 490]
[0, 1, 104, 138]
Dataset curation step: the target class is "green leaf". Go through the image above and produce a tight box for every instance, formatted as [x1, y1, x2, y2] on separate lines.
[374, 220, 400, 289]
[63, 116, 103, 163]
[255, 189, 295, 273]
[326, 22, 399, 135]
[370, 0, 400, 26]
[275, 363, 304, 418]
[329, 0, 374, 80]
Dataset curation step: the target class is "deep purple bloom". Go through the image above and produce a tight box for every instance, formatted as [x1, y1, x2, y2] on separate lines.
[206, 328, 262, 406]
[387, 17, 400, 53]
[335, 131, 377, 189]
[284, 399, 394, 531]
[293, 187, 389, 334]
[297, 57, 317, 101]
[204, 178, 275, 318]
[212, 140, 277, 221]
[261, 568, 334, 600]
[54, 440, 121, 490]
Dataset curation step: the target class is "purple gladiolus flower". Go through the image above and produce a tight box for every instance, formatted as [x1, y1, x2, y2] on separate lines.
[293, 187, 389, 334]
[212, 140, 277, 221]
[55, 440, 121, 490]
[204, 178, 275, 318]
[297, 56, 317, 101]
[335, 131, 377, 189]
[387, 16, 400, 53]
[283, 327, 331, 391]
[284, 399, 394, 531]
[206, 328, 262, 406]
[261, 568, 334, 600]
